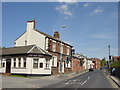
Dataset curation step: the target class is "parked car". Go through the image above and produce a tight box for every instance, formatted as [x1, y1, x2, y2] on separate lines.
[89, 68, 94, 71]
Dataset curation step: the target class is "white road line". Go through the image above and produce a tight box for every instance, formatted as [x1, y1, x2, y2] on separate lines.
[81, 80, 87, 85]
[88, 76, 90, 80]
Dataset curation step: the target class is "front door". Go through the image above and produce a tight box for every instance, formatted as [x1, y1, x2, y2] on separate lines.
[62, 62, 64, 73]
[6, 59, 11, 73]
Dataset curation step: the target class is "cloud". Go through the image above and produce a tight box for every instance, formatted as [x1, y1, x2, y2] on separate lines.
[90, 7, 104, 16]
[56, 0, 77, 4]
[83, 3, 90, 7]
[55, 4, 73, 18]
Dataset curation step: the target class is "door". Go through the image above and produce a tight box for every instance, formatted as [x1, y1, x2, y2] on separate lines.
[6, 59, 11, 73]
[62, 62, 64, 73]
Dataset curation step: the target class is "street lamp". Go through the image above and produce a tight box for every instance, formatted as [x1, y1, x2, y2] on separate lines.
[108, 45, 111, 74]
[60, 25, 66, 76]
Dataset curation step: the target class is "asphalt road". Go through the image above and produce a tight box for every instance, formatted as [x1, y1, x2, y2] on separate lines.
[45, 69, 113, 88]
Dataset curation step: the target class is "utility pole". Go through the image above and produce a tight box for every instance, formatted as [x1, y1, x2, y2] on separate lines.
[108, 45, 111, 74]
[60, 25, 66, 76]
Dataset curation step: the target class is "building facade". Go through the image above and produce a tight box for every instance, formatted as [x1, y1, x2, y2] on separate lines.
[14, 20, 73, 74]
[0, 45, 52, 75]
[91, 58, 101, 69]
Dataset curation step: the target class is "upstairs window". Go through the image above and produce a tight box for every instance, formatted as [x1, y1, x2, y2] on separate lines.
[60, 44, 63, 54]
[67, 48, 69, 55]
[52, 42, 56, 52]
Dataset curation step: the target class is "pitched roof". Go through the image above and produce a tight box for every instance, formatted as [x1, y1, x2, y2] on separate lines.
[34, 29, 73, 47]
[1, 45, 51, 56]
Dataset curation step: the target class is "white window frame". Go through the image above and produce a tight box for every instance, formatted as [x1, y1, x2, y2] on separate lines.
[45, 59, 50, 69]
[60, 44, 63, 54]
[52, 56, 57, 67]
[52, 42, 56, 52]
[67, 48, 69, 55]
[65, 57, 71, 68]
[33, 59, 39, 69]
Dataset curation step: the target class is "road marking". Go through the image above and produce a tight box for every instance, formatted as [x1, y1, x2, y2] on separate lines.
[81, 80, 87, 85]
[88, 76, 90, 80]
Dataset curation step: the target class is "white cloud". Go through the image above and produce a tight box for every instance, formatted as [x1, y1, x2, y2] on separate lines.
[55, 4, 68, 11]
[63, 11, 72, 16]
[55, 4, 73, 18]
[56, 0, 77, 4]
[83, 3, 90, 7]
[90, 7, 104, 15]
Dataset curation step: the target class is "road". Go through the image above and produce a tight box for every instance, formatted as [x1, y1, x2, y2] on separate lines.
[44, 69, 113, 88]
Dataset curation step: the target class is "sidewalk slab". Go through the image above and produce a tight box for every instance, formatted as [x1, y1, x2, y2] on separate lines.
[109, 75, 120, 87]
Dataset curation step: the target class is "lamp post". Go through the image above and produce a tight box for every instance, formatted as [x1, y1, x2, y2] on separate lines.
[108, 45, 111, 74]
[60, 25, 66, 76]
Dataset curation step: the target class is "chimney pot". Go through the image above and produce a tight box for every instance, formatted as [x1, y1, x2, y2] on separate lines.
[54, 31, 60, 39]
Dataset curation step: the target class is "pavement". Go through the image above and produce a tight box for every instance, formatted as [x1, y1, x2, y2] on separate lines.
[109, 75, 120, 87]
[1, 70, 88, 88]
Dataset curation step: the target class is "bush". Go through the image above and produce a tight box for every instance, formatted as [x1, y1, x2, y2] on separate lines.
[110, 61, 120, 68]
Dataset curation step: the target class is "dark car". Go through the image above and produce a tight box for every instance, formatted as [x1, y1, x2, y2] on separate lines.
[89, 68, 94, 71]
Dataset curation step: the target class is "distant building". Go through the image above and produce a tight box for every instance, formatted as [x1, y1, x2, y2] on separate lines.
[71, 54, 85, 73]
[91, 58, 101, 69]
[112, 56, 120, 62]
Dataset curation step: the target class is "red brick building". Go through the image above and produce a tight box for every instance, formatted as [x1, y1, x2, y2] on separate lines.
[71, 56, 85, 74]
[91, 58, 101, 69]
[112, 56, 120, 62]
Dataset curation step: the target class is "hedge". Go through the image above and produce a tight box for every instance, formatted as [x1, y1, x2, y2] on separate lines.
[110, 61, 120, 68]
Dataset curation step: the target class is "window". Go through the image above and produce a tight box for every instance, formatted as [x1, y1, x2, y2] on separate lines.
[2, 62, 5, 67]
[52, 56, 57, 67]
[33, 59, 38, 68]
[45, 59, 50, 69]
[60, 44, 63, 54]
[23, 58, 26, 68]
[0, 59, 2, 68]
[39, 63, 43, 68]
[66, 57, 71, 68]
[13, 58, 16, 67]
[18, 58, 21, 67]
[67, 48, 69, 55]
[25, 40, 27, 45]
[52, 42, 56, 52]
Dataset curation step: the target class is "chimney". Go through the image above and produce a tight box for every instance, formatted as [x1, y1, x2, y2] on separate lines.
[26, 19, 36, 32]
[54, 31, 60, 39]
[26, 19, 36, 45]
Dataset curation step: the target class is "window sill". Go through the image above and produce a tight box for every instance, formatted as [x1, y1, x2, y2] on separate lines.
[44, 68, 50, 70]
[12, 67, 27, 69]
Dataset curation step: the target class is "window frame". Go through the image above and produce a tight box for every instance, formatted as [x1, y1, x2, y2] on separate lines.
[33, 59, 39, 69]
[23, 58, 26, 68]
[39, 63, 43, 68]
[18, 58, 21, 67]
[52, 42, 56, 52]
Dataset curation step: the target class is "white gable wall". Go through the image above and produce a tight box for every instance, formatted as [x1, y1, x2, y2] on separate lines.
[15, 33, 27, 46]
[15, 30, 46, 50]
[15, 21, 46, 50]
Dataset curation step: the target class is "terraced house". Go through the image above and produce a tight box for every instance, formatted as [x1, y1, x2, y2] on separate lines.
[14, 20, 73, 75]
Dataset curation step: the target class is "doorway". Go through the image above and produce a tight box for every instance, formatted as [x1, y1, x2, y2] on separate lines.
[6, 59, 11, 73]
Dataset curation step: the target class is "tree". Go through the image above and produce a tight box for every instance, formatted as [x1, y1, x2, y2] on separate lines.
[100, 58, 107, 67]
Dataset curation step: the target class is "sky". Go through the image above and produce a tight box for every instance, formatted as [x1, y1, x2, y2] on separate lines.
[2, 2, 118, 59]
